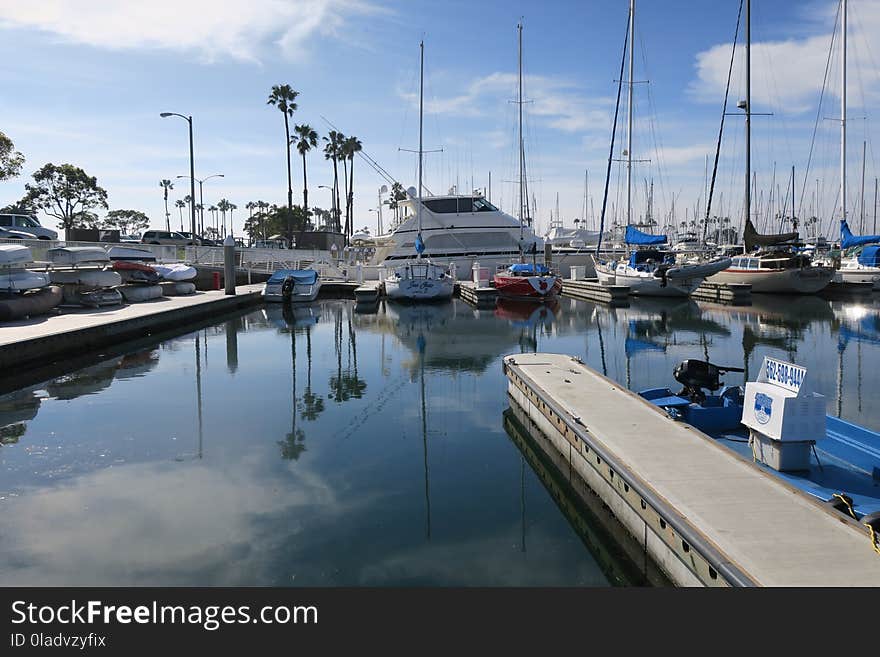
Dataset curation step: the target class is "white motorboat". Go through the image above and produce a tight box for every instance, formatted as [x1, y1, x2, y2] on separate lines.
[263, 269, 321, 303]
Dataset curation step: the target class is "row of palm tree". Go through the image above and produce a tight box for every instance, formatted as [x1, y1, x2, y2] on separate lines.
[267, 84, 363, 241]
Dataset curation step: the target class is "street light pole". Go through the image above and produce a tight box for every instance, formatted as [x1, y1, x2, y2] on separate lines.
[178, 173, 224, 239]
[318, 185, 334, 230]
[160, 112, 196, 249]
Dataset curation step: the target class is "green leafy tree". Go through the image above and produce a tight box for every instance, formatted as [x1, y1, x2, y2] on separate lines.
[103, 209, 150, 235]
[22, 163, 108, 238]
[267, 84, 300, 210]
[1, 198, 37, 215]
[0, 131, 24, 181]
[292, 124, 318, 217]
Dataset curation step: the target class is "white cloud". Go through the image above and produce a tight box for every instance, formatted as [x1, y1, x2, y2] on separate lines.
[400, 71, 613, 134]
[0, 0, 382, 63]
[688, 0, 880, 114]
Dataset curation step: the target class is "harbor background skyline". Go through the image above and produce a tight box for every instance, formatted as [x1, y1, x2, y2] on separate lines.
[1, 0, 879, 236]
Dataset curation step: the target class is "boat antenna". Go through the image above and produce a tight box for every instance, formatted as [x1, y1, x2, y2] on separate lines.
[595, 8, 631, 254]
[704, 0, 744, 243]
[415, 39, 426, 260]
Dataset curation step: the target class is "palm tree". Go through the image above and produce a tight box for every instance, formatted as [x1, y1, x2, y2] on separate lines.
[267, 84, 300, 210]
[208, 204, 218, 235]
[160, 179, 173, 231]
[293, 124, 318, 218]
[175, 199, 186, 231]
[228, 202, 238, 236]
[343, 135, 362, 239]
[323, 130, 344, 233]
[217, 198, 231, 237]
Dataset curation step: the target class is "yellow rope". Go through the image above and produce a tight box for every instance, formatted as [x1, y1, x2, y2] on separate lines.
[832, 493, 857, 520]
[865, 521, 880, 556]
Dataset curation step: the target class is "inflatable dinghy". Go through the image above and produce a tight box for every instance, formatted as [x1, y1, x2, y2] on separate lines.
[106, 246, 157, 262]
[46, 246, 110, 266]
[50, 268, 122, 288]
[112, 261, 160, 284]
[118, 284, 163, 302]
[159, 281, 196, 296]
[0, 286, 62, 321]
[153, 263, 197, 281]
[60, 285, 123, 308]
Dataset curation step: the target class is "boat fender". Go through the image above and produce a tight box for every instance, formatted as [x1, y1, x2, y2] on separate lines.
[862, 511, 880, 555]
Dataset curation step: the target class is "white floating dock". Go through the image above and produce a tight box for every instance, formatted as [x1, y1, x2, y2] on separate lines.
[503, 353, 880, 587]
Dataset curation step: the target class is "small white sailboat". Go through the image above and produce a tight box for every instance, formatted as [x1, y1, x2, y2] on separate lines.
[383, 40, 454, 303]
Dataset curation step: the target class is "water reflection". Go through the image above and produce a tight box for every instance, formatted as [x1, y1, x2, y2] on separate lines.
[2, 293, 880, 585]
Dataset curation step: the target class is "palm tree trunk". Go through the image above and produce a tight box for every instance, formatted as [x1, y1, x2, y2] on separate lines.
[302, 152, 309, 219]
[332, 158, 341, 233]
[342, 158, 350, 238]
[164, 193, 170, 232]
[284, 113, 292, 210]
[348, 158, 355, 238]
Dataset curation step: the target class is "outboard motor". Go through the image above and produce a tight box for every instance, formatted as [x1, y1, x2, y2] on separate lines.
[673, 359, 744, 404]
[281, 275, 295, 302]
[654, 263, 670, 287]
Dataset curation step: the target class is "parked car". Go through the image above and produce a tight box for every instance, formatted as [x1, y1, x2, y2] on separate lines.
[119, 234, 141, 243]
[141, 230, 198, 245]
[0, 227, 39, 240]
[0, 213, 58, 240]
[177, 231, 203, 246]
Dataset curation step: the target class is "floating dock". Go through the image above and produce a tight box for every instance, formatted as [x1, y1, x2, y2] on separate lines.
[353, 281, 383, 304]
[457, 281, 499, 308]
[692, 281, 752, 304]
[0, 284, 264, 371]
[561, 279, 630, 306]
[503, 353, 880, 587]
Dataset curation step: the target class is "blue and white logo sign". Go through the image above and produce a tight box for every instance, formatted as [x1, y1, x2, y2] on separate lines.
[754, 392, 773, 425]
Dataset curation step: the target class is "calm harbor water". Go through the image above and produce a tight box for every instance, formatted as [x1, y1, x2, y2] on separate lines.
[1, 293, 879, 586]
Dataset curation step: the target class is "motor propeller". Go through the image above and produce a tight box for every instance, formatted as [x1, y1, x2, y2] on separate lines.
[673, 359, 745, 403]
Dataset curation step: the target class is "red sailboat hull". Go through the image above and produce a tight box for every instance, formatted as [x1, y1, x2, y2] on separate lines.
[493, 275, 562, 300]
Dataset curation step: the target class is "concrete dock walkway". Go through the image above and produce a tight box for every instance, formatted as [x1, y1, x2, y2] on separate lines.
[0, 284, 264, 370]
[504, 353, 880, 586]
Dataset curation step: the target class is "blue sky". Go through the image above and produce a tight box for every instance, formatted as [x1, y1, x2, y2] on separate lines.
[1, 0, 878, 238]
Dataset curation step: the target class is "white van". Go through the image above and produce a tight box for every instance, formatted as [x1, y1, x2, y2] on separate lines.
[0, 214, 58, 240]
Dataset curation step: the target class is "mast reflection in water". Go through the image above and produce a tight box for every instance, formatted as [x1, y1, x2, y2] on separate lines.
[0, 295, 877, 586]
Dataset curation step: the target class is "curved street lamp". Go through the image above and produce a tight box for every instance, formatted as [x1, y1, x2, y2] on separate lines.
[178, 173, 224, 236]
[160, 112, 197, 246]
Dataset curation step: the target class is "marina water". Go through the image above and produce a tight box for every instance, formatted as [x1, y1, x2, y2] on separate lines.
[0, 294, 878, 585]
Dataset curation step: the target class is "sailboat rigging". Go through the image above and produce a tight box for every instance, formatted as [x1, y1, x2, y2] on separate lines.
[384, 40, 455, 302]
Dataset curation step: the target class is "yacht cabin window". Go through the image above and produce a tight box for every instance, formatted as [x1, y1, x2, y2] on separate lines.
[422, 197, 498, 214]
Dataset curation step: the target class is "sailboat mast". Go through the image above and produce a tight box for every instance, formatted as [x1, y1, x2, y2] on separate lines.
[745, 0, 751, 229]
[841, 0, 847, 225]
[627, 0, 635, 226]
[518, 21, 525, 244]
[418, 39, 425, 259]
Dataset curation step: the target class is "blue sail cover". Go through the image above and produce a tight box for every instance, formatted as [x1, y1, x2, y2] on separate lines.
[508, 263, 550, 274]
[857, 245, 880, 266]
[625, 225, 667, 245]
[414, 233, 425, 254]
[840, 220, 880, 250]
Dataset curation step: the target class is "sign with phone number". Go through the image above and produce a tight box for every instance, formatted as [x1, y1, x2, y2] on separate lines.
[757, 357, 806, 394]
